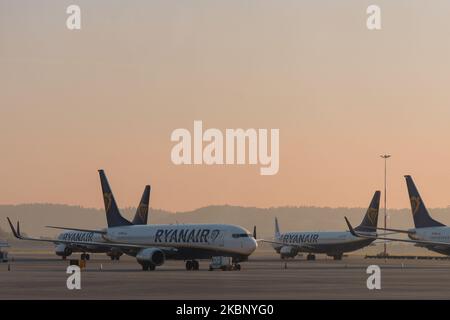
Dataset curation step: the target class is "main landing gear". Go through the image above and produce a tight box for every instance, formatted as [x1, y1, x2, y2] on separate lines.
[306, 253, 316, 261]
[333, 253, 343, 260]
[141, 263, 156, 271]
[80, 253, 90, 261]
[186, 260, 200, 271]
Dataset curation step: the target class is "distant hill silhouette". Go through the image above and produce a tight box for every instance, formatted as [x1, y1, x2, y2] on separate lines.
[1, 203, 450, 239]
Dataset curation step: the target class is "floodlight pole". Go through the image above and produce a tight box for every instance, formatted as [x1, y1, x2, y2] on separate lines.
[380, 154, 391, 257]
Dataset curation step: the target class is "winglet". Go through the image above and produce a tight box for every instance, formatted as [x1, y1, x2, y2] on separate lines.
[274, 217, 280, 239]
[345, 217, 357, 237]
[7, 217, 20, 239]
[253, 225, 257, 239]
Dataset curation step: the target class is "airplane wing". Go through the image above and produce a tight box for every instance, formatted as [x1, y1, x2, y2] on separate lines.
[345, 217, 450, 248]
[7, 218, 178, 253]
[260, 239, 286, 246]
[369, 226, 415, 235]
[251, 226, 267, 242]
[46, 226, 107, 234]
[260, 239, 315, 250]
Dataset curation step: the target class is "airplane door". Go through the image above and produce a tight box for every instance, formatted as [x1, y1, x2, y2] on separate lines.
[210, 229, 224, 247]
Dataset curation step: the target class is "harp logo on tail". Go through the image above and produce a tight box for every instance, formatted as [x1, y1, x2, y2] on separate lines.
[139, 204, 148, 220]
[410, 196, 421, 216]
[366, 207, 378, 225]
[103, 192, 112, 213]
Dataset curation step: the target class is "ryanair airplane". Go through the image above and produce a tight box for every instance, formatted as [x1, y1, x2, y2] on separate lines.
[50, 170, 151, 261]
[347, 175, 450, 256]
[265, 191, 381, 260]
[7, 172, 257, 271]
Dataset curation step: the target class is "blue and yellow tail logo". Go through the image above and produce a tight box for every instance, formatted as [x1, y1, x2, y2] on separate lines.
[138, 204, 148, 219]
[103, 192, 112, 213]
[410, 196, 421, 216]
[366, 207, 378, 225]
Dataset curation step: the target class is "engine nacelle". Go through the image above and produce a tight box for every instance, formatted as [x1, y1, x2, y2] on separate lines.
[279, 246, 298, 258]
[55, 244, 72, 257]
[136, 248, 165, 266]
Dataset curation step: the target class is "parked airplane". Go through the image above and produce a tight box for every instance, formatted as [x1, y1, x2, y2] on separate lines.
[48, 170, 150, 261]
[265, 191, 381, 260]
[7, 176, 258, 271]
[346, 175, 450, 255]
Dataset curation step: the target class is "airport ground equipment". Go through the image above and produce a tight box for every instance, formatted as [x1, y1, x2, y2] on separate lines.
[208, 256, 241, 271]
[0, 242, 9, 262]
[69, 259, 86, 269]
[0, 251, 8, 263]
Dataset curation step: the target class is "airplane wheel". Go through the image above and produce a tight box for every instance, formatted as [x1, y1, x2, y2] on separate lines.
[186, 261, 193, 271]
[86, 254, 90, 261]
[81, 254, 86, 260]
[333, 254, 343, 260]
[193, 261, 199, 270]
[142, 264, 149, 271]
[235, 264, 241, 271]
[62, 256, 67, 260]
[110, 256, 115, 261]
[149, 265, 156, 271]
[307, 254, 315, 261]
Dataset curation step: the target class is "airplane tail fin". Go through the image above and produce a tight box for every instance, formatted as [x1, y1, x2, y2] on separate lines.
[404, 175, 444, 228]
[355, 191, 381, 232]
[98, 170, 132, 228]
[274, 217, 280, 239]
[132, 185, 151, 225]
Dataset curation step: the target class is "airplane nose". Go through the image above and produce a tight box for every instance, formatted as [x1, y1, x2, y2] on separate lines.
[247, 238, 258, 253]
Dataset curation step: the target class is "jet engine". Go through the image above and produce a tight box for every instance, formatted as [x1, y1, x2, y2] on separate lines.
[136, 248, 165, 266]
[279, 246, 298, 258]
[55, 244, 72, 257]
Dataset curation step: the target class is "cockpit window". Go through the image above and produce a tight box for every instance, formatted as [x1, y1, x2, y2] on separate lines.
[232, 233, 251, 238]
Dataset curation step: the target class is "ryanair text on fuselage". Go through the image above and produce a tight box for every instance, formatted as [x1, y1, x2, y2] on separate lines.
[281, 233, 319, 244]
[154, 228, 221, 243]
[59, 232, 95, 242]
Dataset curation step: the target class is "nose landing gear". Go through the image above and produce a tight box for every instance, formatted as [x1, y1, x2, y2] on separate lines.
[141, 262, 156, 271]
[333, 253, 343, 260]
[80, 253, 90, 261]
[306, 253, 316, 261]
[186, 260, 200, 270]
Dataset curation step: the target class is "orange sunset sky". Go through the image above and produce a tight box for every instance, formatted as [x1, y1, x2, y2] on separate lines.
[1, 0, 450, 211]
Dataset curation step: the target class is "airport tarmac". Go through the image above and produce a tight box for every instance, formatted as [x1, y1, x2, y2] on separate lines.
[1, 250, 450, 299]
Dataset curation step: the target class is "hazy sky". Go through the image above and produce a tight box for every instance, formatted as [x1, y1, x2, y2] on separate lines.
[2, 0, 450, 211]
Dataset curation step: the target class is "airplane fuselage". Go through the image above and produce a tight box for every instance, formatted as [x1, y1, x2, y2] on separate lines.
[105, 224, 257, 261]
[409, 227, 450, 255]
[273, 231, 375, 257]
[56, 223, 257, 262]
